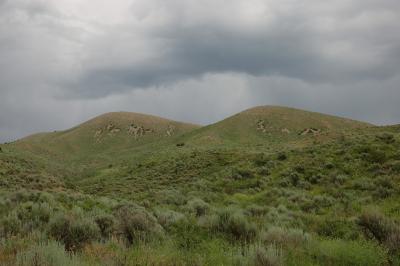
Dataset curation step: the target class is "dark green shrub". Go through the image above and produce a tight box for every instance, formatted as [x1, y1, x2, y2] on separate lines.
[254, 153, 268, 166]
[294, 165, 305, 174]
[169, 219, 205, 250]
[306, 174, 322, 184]
[374, 176, 394, 189]
[359, 146, 387, 164]
[289, 173, 300, 187]
[48, 213, 100, 250]
[94, 214, 115, 238]
[390, 161, 400, 173]
[277, 153, 287, 161]
[258, 167, 270, 176]
[324, 162, 335, 169]
[376, 133, 395, 144]
[278, 178, 290, 188]
[232, 168, 254, 180]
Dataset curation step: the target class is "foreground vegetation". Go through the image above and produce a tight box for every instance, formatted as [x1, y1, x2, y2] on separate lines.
[0, 107, 399, 265]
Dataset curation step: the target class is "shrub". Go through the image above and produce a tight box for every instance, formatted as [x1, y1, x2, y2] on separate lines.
[277, 153, 287, 161]
[350, 178, 374, 191]
[358, 210, 400, 253]
[258, 167, 270, 176]
[265, 205, 302, 228]
[289, 173, 300, 187]
[94, 214, 115, 238]
[260, 227, 310, 248]
[15, 241, 83, 266]
[232, 168, 255, 180]
[0, 212, 22, 237]
[212, 207, 257, 242]
[159, 189, 187, 205]
[246, 205, 269, 217]
[376, 133, 395, 144]
[312, 195, 334, 209]
[114, 204, 164, 245]
[15, 202, 53, 230]
[324, 162, 335, 169]
[185, 198, 209, 217]
[357, 210, 393, 243]
[154, 209, 186, 228]
[359, 146, 387, 164]
[331, 174, 348, 185]
[169, 219, 205, 250]
[254, 153, 268, 166]
[252, 245, 283, 266]
[390, 161, 400, 173]
[372, 187, 392, 199]
[48, 213, 100, 250]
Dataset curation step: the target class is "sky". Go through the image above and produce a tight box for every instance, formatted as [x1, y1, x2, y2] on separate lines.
[0, 0, 400, 142]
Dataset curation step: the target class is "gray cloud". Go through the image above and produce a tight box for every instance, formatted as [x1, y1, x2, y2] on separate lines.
[0, 0, 399, 142]
[60, 0, 400, 98]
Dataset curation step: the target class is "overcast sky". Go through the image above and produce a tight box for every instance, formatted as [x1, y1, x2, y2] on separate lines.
[1, 0, 400, 142]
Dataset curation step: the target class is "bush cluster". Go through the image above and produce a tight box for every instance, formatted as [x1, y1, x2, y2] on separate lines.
[48, 213, 100, 250]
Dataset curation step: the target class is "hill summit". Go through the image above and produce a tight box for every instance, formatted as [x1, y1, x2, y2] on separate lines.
[181, 106, 372, 146]
[17, 112, 200, 155]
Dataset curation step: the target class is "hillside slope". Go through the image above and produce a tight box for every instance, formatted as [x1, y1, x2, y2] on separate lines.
[179, 106, 373, 148]
[14, 112, 200, 158]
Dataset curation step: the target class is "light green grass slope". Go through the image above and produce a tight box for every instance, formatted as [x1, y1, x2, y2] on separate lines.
[179, 106, 373, 148]
[14, 112, 200, 158]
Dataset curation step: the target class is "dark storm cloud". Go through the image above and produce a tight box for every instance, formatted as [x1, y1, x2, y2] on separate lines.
[61, 0, 400, 98]
[0, 0, 400, 142]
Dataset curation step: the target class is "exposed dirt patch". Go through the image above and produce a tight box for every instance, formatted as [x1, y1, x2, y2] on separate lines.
[257, 120, 267, 133]
[300, 128, 321, 136]
[166, 125, 175, 137]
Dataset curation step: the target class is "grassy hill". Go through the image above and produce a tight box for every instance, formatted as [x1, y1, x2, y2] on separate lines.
[179, 106, 372, 148]
[0, 106, 399, 266]
[16, 111, 199, 157]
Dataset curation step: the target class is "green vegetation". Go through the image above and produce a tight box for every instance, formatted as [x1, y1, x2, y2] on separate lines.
[0, 106, 399, 265]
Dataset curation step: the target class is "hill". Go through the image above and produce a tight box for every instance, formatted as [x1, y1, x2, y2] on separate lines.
[180, 106, 372, 148]
[14, 112, 200, 159]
